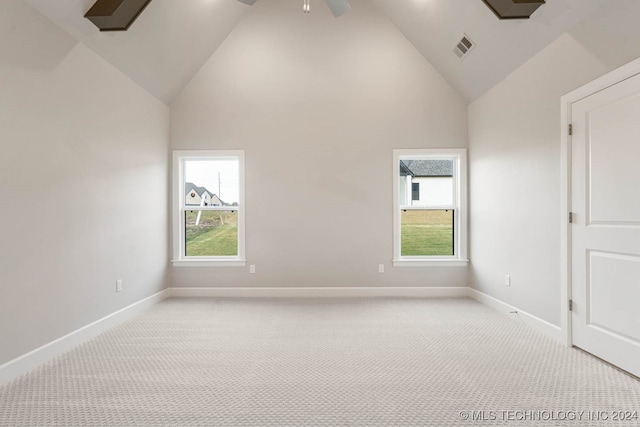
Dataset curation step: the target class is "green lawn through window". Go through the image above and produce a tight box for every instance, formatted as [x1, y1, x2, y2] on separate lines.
[185, 210, 238, 256]
[401, 209, 453, 256]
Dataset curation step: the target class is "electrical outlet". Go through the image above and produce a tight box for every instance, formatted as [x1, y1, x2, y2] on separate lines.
[504, 275, 511, 287]
[116, 280, 123, 292]
[378, 264, 384, 273]
[250, 265, 256, 274]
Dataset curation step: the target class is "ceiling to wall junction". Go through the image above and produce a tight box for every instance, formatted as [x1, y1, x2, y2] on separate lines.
[22, 0, 606, 104]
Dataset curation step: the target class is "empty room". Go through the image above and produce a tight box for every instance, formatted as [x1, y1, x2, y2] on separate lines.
[1, 0, 640, 425]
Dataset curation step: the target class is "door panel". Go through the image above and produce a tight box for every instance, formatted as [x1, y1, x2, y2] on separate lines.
[588, 93, 640, 224]
[588, 251, 640, 342]
[571, 72, 640, 378]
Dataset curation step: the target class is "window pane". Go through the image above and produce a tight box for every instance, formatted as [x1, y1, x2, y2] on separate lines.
[399, 159, 454, 206]
[411, 183, 419, 201]
[184, 159, 239, 207]
[401, 209, 453, 256]
[185, 210, 238, 256]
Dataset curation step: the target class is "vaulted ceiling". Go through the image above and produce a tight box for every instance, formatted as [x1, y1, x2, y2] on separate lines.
[22, 0, 607, 105]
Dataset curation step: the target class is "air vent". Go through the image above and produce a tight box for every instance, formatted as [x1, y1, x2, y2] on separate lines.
[453, 34, 475, 60]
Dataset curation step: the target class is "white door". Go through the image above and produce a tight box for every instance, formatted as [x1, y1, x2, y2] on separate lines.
[571, 72, 640, 378]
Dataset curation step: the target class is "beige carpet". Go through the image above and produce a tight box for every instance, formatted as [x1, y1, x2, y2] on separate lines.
[1, 297, 639, 426]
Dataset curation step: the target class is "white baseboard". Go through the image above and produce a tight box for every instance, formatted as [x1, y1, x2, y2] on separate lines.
[0, 286, 562, 386]
[0, 289, 170, 386]
[169, 286, 470, 298]
[467, 289, 562, 342]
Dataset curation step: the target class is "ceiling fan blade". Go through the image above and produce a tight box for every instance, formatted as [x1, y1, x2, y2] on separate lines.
[324, 0, 350, 17]
[237, 0, 258, 5]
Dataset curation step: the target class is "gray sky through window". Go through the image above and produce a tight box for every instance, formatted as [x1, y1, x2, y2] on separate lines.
[185, 160, 239, 204]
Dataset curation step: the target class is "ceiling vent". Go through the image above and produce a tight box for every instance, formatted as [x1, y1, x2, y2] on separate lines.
[453, 34, 475, 60]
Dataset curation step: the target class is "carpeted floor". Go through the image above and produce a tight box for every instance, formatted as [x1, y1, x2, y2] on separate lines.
[1, 297, 639, 426]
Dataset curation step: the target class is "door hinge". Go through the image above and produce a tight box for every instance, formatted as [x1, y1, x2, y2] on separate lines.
[569, 299, 573, 312]
[568, 124, 573, 135]
[569, 212, 574, 223]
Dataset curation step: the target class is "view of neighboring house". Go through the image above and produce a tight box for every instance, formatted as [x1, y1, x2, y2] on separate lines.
[399, 160, 454, 207]
[185, 182, 224, 206]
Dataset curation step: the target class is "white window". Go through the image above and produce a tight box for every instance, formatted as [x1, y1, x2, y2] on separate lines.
[172, 150, 245, 267]
[393, 149, 468, 267]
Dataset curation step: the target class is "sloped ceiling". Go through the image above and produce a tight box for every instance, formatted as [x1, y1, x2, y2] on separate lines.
[23, 0, 250, 104]
[22, 0, 607, 104]
[369, 0, 606, 101]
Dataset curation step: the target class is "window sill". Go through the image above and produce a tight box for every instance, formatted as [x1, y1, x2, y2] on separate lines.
[171, 259, 247, 268]
[392, 259, 469, 267]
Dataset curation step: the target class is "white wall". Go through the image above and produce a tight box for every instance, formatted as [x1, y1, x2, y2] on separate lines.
[170, 0, 468, 288]
[468, 0, 640, 326]
[0, 1, 169, 366]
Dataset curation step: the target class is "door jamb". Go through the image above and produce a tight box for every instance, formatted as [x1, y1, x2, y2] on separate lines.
[560, 57, 640, 348]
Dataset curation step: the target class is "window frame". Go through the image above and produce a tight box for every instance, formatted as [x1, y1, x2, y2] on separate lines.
[392, 149, 468, 267]
[171, 150, 246, 267]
